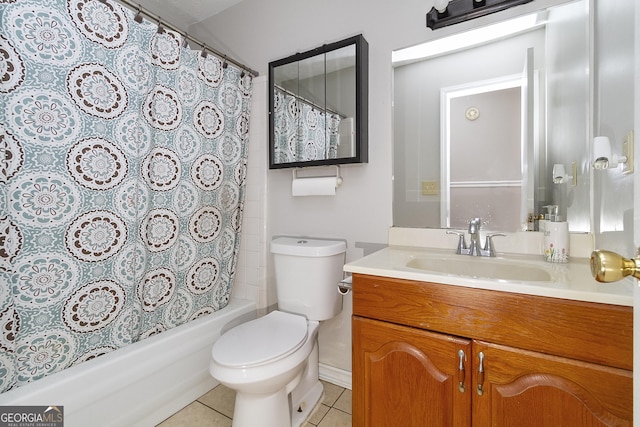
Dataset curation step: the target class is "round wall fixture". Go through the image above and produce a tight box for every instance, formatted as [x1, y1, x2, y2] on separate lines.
[465, 106, 480, 121]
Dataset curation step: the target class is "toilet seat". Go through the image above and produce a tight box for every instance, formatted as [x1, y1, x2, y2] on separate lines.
[212, 311, 308, 368]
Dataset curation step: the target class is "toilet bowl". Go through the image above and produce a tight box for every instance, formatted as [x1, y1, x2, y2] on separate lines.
[210, 311, 321, 427]
[209, 237, 347, 427]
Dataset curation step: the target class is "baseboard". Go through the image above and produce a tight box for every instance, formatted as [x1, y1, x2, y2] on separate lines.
[318, 363, 352, 390]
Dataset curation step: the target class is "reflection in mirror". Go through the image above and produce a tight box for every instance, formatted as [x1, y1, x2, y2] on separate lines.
[392, 0, 590, 232]
[327, 46, 358, 158]
[269, 35, 368, 169]
[442, 74, 528, 231]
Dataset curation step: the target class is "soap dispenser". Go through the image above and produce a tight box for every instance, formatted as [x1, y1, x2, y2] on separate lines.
[543, 205, 569, 263]
[539, 206, 552, 234]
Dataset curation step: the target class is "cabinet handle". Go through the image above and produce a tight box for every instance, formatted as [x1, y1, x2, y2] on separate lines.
[457, 349, 466, 392]
[476, 351, 485, 396]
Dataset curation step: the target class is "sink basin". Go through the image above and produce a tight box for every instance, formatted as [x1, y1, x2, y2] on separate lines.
[405, 257, 552, 282]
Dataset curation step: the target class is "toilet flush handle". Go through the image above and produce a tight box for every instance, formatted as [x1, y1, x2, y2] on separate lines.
[337, 276, 352, 295]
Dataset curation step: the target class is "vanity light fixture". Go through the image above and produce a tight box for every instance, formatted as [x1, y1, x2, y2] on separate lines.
[427, 0, 534, 30]
[552, 163, 577, 186]
[394, 12, 543, 64]
[592, 134, 634, 174]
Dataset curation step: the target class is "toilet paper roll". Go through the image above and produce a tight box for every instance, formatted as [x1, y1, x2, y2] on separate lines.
[292, 177, 338, 196]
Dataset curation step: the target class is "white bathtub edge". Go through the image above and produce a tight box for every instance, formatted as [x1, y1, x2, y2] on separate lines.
[0, 298, 257, 427]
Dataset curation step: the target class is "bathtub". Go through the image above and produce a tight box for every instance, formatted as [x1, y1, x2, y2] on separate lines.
[0, 298, 256, 427]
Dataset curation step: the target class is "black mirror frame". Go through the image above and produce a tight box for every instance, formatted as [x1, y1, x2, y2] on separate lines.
[268, 34, 368, 169]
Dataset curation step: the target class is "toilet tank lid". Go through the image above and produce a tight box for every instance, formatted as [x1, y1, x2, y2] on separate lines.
[271, 237, 346, 257]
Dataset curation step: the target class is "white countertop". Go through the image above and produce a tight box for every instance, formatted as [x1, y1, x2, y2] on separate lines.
[344, 245, 635, 307]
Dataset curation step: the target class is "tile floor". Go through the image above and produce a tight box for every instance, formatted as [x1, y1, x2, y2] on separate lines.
[156, 381, 352, 427]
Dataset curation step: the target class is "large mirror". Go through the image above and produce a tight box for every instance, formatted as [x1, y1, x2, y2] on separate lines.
[269, 35, 368, 169]
[393, 0, 590, 232]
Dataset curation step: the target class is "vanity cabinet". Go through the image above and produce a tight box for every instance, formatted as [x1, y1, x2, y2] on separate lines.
[352, 274, 633, 426]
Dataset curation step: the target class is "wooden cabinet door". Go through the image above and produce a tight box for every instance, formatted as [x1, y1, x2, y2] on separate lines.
[471, 340, 633, 427]
[353, 316, 472, 427]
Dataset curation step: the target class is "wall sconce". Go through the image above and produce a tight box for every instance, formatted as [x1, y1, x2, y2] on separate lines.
[427, 0, 534, 30]
[592, 134, 634, 174]
[552, 163, 577, 186]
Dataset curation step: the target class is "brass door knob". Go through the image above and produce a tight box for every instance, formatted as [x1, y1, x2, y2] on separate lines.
[590, 250, 640, 282]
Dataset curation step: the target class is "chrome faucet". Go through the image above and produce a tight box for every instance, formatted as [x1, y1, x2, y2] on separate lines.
[467, 218, 482, 256]
[447, 218, 505, 257]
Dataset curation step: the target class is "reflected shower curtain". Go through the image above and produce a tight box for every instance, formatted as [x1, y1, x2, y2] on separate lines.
[273, 87, 341, 163]
[0, 0, 252, 392]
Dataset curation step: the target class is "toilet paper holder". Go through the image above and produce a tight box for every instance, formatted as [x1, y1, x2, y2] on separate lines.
[292, 165, 343, 187]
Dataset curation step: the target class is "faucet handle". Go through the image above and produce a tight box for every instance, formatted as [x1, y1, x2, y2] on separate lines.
[447, 231, 467, 254]
[484, 233, 506, 256]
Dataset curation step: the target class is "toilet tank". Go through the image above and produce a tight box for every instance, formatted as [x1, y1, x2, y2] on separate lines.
[271, 237, 347, 321]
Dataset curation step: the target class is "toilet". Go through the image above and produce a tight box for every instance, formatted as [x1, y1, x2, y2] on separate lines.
[209, 236, 347, 427]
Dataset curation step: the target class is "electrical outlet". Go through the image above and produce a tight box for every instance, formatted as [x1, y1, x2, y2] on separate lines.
[622, 131, 634, 175]
[422, 181, 439, 196]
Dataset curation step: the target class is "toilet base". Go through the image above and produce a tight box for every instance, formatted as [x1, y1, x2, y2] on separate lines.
[291, 381, 323, 427]
[232, 386, 292, 427]
[290, 337, 323, 427]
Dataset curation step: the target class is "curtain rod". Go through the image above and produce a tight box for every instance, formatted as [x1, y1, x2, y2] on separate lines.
[275, 85, 346, 119]
[104, 0, 258, 77]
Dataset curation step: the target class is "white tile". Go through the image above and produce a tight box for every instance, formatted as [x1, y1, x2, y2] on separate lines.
[242, 217, 260, 236]
[244, 284, 260, 304]
[245, 265, 260, 286]
[243, 237, 262, 253]
[230, 283, 245, 299]
[243, 200, 261, 218]
[245, 250, 261, 270]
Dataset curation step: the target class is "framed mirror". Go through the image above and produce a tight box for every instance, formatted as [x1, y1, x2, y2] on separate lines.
[269, 34, 368, 169]
[392, 0, 590, 232]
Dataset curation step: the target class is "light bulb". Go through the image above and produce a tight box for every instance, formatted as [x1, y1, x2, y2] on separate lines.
[552, 164, 568, 184]
[592, 136, 612, 170]
[434, 0, 450, 13]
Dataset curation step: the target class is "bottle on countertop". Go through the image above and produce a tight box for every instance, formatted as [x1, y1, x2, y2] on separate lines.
[539, 205, 555, 235]
[543, 205, 569, 263]
[535, 214, 544, 232]
[527, 213, 535, 231]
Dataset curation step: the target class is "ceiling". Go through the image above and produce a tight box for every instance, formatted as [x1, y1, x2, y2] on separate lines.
[133, 0, 244, 30]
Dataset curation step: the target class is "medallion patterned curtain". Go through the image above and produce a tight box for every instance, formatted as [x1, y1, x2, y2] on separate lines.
[273, 87, 341, 163]
[0, 0, 252, 392]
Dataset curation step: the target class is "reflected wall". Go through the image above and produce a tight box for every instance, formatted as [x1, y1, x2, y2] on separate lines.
[393, 28, 546, 229]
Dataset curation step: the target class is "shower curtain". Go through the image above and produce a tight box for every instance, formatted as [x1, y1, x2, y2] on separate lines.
[273, 87, 341, 163]
[0, 0, 252, 392]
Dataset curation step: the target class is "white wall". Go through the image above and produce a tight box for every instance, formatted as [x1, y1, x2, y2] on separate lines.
[593, 0, 636, 255]
[544, 0, 591, 232]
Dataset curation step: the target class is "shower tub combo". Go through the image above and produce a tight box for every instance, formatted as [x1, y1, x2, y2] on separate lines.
[0, 299, 255, 427]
